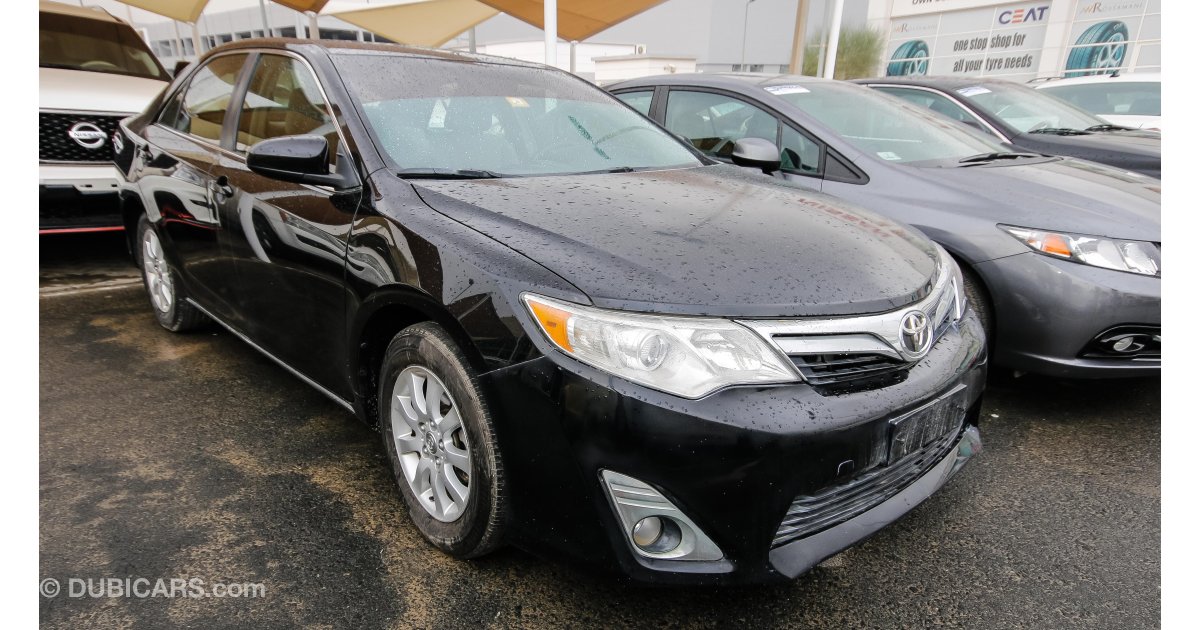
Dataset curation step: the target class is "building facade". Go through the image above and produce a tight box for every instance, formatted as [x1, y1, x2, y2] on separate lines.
[868, 0, 1161, 81]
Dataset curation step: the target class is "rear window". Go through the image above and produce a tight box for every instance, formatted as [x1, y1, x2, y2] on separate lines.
[1039, 82, 1160, 117]
[40, 11, 168, 81]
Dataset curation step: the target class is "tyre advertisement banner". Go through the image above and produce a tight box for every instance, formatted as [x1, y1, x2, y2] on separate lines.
[886, 2, 1051, 80]
[1065, 0, 1160, 76]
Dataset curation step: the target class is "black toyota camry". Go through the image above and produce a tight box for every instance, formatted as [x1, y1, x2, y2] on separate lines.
[114, 39, 986, 584]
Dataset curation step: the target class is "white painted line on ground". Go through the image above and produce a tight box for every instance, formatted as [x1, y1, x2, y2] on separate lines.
[39, 278, 143, 298]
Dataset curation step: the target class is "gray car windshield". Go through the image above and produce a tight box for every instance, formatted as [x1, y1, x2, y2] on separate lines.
[335, 55, 703, 177]
[768, 82, 1004, 164]
[956, 82, 1105, 132]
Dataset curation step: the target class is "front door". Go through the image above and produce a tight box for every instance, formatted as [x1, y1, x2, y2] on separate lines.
[210, 52, 362, 397]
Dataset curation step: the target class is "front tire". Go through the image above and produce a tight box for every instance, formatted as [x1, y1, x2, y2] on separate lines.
[379, 322, 507, 559]
[136, 217, 207, 332]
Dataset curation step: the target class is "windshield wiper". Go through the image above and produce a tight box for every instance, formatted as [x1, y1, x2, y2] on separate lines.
[1084, 123, 1136, 132]
[573, 166, 637, 175]
[395, 168, 507, 180]
[1027, 127, 1091, 135]
[958, 151, 1044, 164]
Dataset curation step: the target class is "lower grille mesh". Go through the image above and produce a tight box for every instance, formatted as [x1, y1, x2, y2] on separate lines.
[772, 426, 961, 548]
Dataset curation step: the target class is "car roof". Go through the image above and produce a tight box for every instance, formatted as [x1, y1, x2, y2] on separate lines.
[39, 0, 123, 23]
[1033, 72, 1162, 88]
[851, 75, 1024, 89]
[200, 38, 545, 70]
[610, 72, 835, 89]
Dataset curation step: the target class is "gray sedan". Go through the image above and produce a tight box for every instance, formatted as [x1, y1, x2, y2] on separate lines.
[608, 74, 1159, 378]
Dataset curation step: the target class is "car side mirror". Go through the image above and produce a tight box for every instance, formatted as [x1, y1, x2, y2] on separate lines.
[730, 137, 782, 175]
[247, 135, 356, 190]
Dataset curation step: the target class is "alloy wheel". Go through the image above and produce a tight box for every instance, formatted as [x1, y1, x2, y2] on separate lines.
[142, 229, 173, 313]
[391, 365, 472, 522]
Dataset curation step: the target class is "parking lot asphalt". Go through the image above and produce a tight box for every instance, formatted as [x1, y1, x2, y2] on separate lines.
[39, 234, 1160, 629]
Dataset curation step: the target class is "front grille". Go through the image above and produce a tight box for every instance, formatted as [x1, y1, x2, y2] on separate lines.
[789, 352, 909, 386]
[40, 111, 124, 163]
[772, 425, 961, 548]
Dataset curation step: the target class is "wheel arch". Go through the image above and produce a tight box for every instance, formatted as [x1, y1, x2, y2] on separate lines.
[350, 286, 489, 427]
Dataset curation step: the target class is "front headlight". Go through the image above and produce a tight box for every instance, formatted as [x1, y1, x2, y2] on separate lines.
[999, 225, 1160, 276]
[521, 293, 797, 399]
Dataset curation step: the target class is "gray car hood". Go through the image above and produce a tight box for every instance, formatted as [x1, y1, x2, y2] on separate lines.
[412, 165, 941, 317]
[909, 157, 1160, 241]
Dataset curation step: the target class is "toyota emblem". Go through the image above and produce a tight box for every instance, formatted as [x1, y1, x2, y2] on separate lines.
[67, 122, 106, 150]
[898, 311, 932, 359]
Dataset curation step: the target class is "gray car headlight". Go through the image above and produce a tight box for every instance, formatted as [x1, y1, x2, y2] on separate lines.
[999, 225, 1160, 276]
[522, 293, 798, 399]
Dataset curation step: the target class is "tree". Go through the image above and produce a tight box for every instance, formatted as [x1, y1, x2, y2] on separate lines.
[801, 26, 885, 79]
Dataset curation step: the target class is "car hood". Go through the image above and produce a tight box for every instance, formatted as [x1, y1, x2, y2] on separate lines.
[1021, 128, 1161, 156]
[411, 165, 941, 317]
[39, 67, 167, 114]
[912, 157, 1160, 240]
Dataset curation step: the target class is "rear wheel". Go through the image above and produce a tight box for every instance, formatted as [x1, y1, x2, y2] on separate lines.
[379, 322, 507, 558]
[136, 217, 207, 332]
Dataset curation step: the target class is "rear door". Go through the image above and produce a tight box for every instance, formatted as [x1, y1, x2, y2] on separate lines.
[209, 51, 361, 397]
[137, 52, 251, 321]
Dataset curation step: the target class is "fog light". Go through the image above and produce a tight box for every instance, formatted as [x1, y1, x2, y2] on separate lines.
[632, 516, 663, 548]
[599, 470, 724, 561]
[1111, 337, 1135, 352]
[631, 516, 683, 553]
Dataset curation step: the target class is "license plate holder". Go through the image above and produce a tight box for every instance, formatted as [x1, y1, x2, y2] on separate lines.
[887, 387, 966, 464]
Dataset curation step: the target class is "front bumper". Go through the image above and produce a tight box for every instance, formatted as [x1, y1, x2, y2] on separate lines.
[477, 311, 987, 584]
[39, 163, 123, 232]
[975, 252, 1160, 378]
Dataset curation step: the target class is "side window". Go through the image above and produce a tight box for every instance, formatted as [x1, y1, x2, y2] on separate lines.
[615, 90, 654, 116]
[664, 90, 779, 159]
[780, 126, 821, 175]
[163, 53, 249, 141]
[875, 87, 973, 123]
[235, 54, 337, 163]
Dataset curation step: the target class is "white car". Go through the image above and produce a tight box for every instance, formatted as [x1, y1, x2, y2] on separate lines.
[39, 0, 170, 234]
[1034, 73, 1161, 132]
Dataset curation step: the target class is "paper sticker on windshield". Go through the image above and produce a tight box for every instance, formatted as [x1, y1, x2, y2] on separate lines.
[956, 86, 991, 97]
[877, 151, 903, 161]
[506, 97, 530, 108]
[764, 85, 809, 95]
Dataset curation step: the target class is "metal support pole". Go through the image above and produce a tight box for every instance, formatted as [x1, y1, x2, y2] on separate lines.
[570, 41, 577, 74]
[258, 0, 271, 37]
[308, 11, 320, 40]
[788, 0, 810, 74]
[740, 0, 756, 71]
[469, 27, 477, 53]
[822, 0, 845, 79]
[172, 20, 185, 60]
[544, 0, 557, 67]
[294, 11, 306, 39]
[191, 22, 203, 58]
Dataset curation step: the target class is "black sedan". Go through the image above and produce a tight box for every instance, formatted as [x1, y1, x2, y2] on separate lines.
[113, 39, 985, 585]
[854, 76, 1160, 178]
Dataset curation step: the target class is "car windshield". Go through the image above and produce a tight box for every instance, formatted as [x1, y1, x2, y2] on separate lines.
[334, 55, 703, 177]
[954, 82, 1105, 132]
[766, 82, 1004, 165]
[1037, 81, 1160, 117]
[40, 11, 168, 81]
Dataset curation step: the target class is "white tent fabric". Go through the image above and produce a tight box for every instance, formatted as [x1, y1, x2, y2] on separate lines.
[475, 0, 669, 42]
[323, 0, 499, 47]
[115, 1, 332, 24]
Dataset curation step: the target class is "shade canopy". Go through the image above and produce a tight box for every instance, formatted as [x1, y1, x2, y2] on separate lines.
[475, 0, 669, 42]
[323, 0, 499, 48]
[116, 1, 330, 24]
[116, 0, 210, 23]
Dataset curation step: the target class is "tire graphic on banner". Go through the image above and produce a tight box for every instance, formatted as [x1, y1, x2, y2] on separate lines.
[887, 40, 930, 76]
[1065, 21, 1129, 77]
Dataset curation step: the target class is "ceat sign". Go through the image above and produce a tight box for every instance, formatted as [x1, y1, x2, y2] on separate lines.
[998, 5, 1049, 25]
